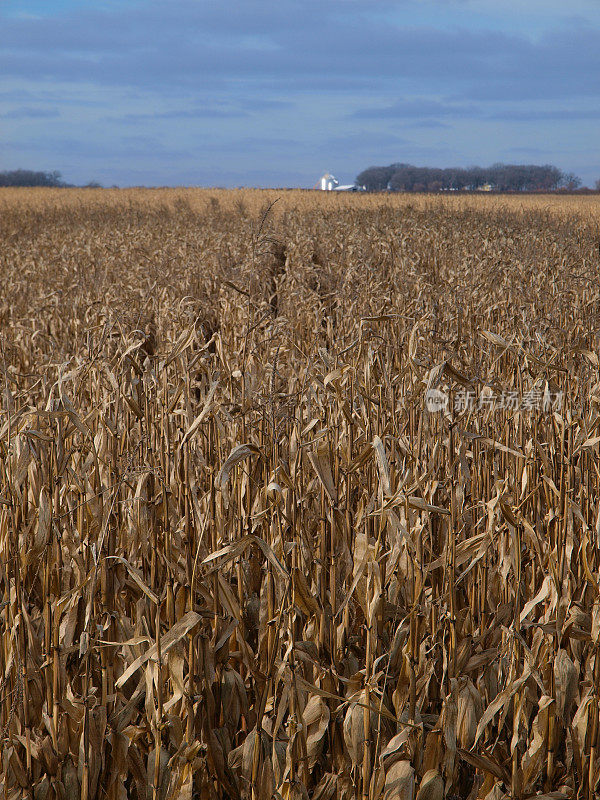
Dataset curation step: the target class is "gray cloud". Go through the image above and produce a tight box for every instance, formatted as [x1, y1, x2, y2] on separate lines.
[351, 99, 481, 120]
[1, 2, 598, 102]
[107, 109, 249, 123]
[404, 120, 451, 129]
[105, 97, 292, 123]
[489, 108, 600, 121]
[2, 106, 60, 118]
[5, 134, 192, 160]
[505, 146, 552, 155]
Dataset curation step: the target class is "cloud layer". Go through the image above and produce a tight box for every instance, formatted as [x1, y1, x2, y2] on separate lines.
[1, 0, 599, 186]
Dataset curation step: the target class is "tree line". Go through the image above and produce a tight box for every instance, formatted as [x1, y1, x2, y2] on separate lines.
[0, 170, 104, 188]
[0, 169, 71, 187]
[356, 163, 582, 192]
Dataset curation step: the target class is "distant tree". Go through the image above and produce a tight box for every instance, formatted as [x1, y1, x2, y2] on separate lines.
[595, 179, 600, 192]
[0, 169, 68, 187]
[560, 172, 582, 190]
[357, 162, 579, 193]
[356, 165, 397, 191]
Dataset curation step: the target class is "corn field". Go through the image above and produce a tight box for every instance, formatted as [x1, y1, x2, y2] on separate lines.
[1, 188, 600, 800]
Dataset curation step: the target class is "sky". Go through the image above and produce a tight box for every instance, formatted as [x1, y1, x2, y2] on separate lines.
[1, 0, 600, 188]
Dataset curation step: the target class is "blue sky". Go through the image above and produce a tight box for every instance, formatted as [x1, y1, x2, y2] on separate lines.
[1, 0, 599, 187]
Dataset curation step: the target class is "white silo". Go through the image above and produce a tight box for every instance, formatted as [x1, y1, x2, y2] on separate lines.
[319, 172, 339, 191]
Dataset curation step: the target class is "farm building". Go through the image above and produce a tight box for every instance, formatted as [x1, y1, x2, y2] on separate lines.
[316, 172, 364, 191]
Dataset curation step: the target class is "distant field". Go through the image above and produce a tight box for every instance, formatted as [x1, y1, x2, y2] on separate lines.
[1, 189, 600, 799]
[3, 185, 600, 219]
